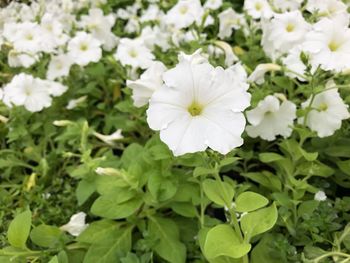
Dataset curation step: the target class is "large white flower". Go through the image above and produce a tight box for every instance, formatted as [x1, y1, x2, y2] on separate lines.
[114, 38, 155, 69]
[147, 55, 251, 156]
[165, 0, 204, 29]
[67, 32, 102, 67]
[262, 11, 310, 59]
[127, 61, 167, 107]
[2, 73, 52, 112]
[246, 95, 296, 141]
[302, 18, 350, 72]
[299, 83, 350, 137]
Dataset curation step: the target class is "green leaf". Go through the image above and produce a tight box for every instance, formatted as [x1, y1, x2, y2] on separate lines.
[297, 161, 334, 177]
[243, 171, 281, 192]
[76, 180, 96, 205]
[83, 226, 133, 263]
[299, 148, 318, 162]
[77, 220, 119, 244]
[48, 256, 59, 263]
[203, 179, 234, 207]
[30, 225, 62, 248]
[240, 203, 278, 240]
[91, 190, 143, 219]
[148, 171, 177, 202]
[297, 200, 319, 217]
[204, 224, 251, 259]
[337, 160, 350, 176]
[251, 234, 288, 263]
[7, 210, 32, 248]
[193, 167, 215, 177]
[259, 153, 284, 163]
[235, 192, 269, 212]
[170, 202, 197, 218]
[148, 216, 186, 263]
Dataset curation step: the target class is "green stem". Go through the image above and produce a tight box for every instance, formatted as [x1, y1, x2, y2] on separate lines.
[313, 251, 350, 263]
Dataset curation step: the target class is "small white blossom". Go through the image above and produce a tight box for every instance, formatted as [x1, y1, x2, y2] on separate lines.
[127, 61, 167, 107]
[60, 212, 88, 237]
[246, 95, 296, 141]
[314, 191, 327, 201]
[299, 82, 350, 137]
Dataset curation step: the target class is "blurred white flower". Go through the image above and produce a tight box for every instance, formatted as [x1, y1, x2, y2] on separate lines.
[79, 8, 117, 51]
[244, 0, 273, 19]
[218, 8, 244, 39]
[147, 53, 250, 156]
[93, 129, 124, 145]
[2, 73, 52, 112]
[314, 191, 327, 201]
[114, 38, 154, 69]
[47, 54, 73, 80]
[282, 46, 307, 81]
[248, 63, 281, 84]
[271, 0, 303, 11]
[204, 0, 223, 10]
[60, 212, 88, 237]
[306, 0, 349, 21]
[67, 32, 102, 66]
[66, 96, 88, 110]
[299, 82, 350, 137]
[246, 95, 296, 141]
[165, 0, 204, 29]
[127, 61, 167, 107]
[261, 11, 310, 60]
[302, 18, 350, 72]
[8, 50, 38, 68]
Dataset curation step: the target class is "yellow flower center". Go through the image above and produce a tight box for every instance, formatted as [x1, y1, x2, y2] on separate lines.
[179, 5, 188, 14]
[188, 102, 203, 116]
[255, 2, 262, 11]
[80, 43, 88, 51]
[286, 23, 295, 32]
[318, 103, 328, 111]
[129, 49, 138, 58]
[328, 41, 340, 52]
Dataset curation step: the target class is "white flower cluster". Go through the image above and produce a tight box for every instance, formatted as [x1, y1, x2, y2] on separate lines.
[0, 0, 349, 156]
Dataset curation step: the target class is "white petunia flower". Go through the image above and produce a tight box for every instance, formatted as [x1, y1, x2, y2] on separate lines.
[114, 38, 155, 69]
[314, 190, 327, 201]
[7, 50, 38, 68]
[244, 0, 273, 19]
[165, 0, 204, 29]
[2, 73, 52, 112]
[79, 8, 117, 51]
[272, 0, 303, 11]
[67, 32, 102, 67]
[204, 0, 223, 10]
[147, 53, 251, 156]
[60, 212, 88, 237]
[282, 46, 307, 81]
[246, 95, 296, 141]
[248, 63, 281, 84]
[302, 18, 350, 72]
[218, 8, 245, 39]
[47, 54, 73, 80]
[126, 61, 167, 107]
[299, 82, 350, 137]
[261, 11, 310, 60]
[306, 0, 349, 21]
